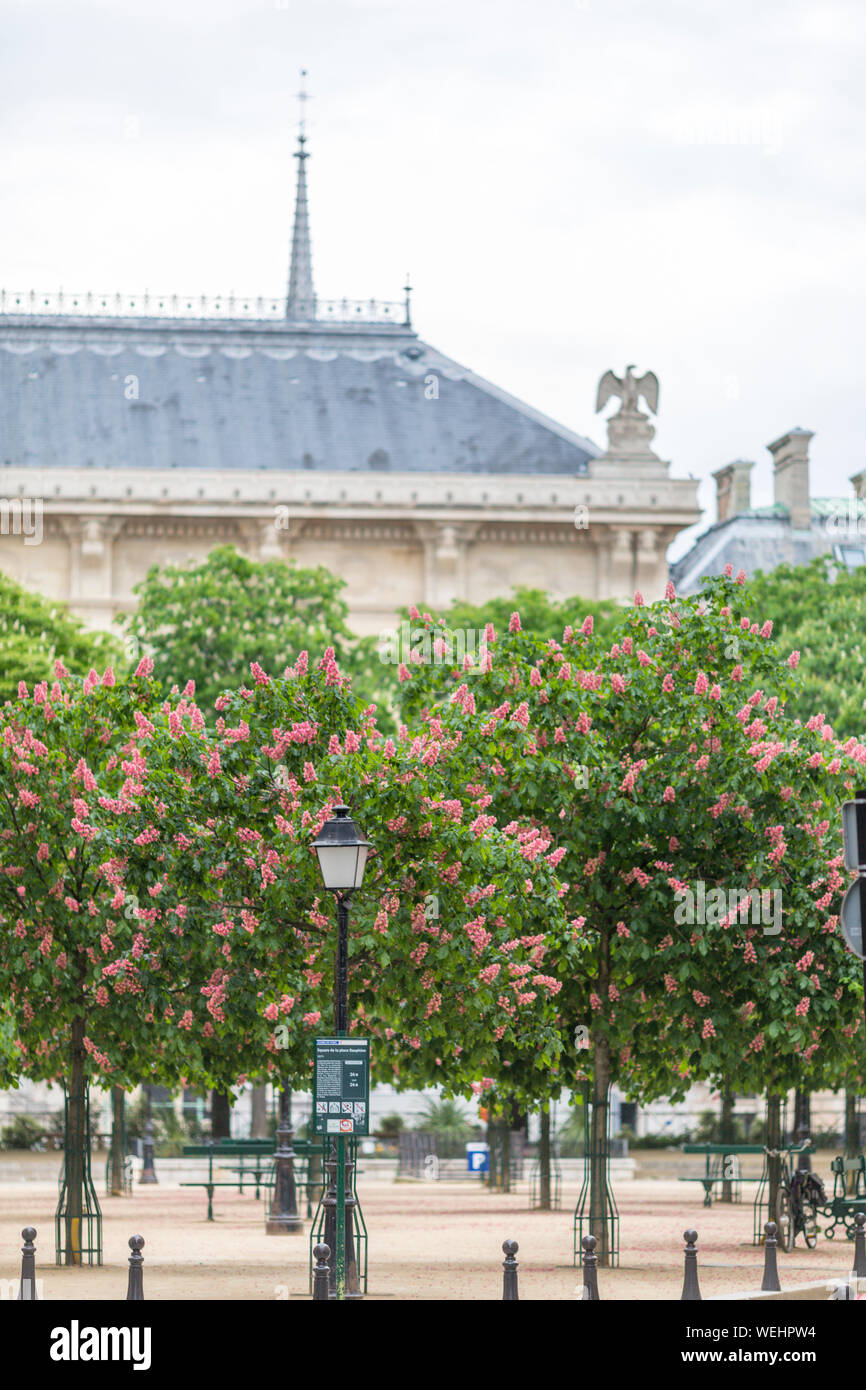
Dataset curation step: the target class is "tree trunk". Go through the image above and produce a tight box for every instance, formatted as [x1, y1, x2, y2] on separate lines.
[766, 1092, 783, 1229]
[486, 1110, 501, 1191]
[501, 1124, 511, 1194]
[538, 1104, 551, 1210]
[65, 1018, 87, 1265]
[720, 1087, 735, 1203]
[846, 1092, 860, 1193]
[794, 1089, 812, 1172]
[211, 1090, 232, 1140]
[109, 1086, 125, 1197]
[250, 1085, 269, 1139]
[590, 1030, 612, 1267]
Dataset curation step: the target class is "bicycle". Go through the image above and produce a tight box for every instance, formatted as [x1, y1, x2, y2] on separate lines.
[772, 1145, 826, 1252]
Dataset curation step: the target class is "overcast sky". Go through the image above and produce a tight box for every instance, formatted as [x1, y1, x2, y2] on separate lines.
[2, 0, 864, 558]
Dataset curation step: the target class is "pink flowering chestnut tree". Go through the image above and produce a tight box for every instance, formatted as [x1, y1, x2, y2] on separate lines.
[104, 646, 578, 1118]
[396, 576, 866, 1257]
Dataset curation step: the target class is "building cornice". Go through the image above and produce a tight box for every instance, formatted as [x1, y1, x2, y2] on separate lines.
[0, 464, 701, 528]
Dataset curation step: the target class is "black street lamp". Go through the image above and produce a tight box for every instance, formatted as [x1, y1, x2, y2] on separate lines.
[312, 805, 371, 1301]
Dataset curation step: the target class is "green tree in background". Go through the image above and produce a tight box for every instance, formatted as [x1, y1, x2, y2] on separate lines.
[0, 571, 123, 704]
[732, 556, 866, 737]
[122, 545, 362, 712]
[436, 586, 623, 647]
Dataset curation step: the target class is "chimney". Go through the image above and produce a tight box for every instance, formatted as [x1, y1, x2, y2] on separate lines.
[712, 460, 754, 523]
[768, 428, 813, 530]
[851, 471, 866, 501]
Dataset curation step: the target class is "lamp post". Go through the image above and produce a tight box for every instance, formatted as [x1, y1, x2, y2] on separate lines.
[139, 1086, 158, 1185]
[312, 805, 371, 1302]
[266, 1076, 302, 1234]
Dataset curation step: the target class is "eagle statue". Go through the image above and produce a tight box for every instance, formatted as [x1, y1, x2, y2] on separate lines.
[596, 365, 659, 417]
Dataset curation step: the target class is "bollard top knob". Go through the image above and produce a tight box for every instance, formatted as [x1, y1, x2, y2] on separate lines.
[21, 1227, 36, 1243]
[313, 1243, 331, 1262]
[582, 1235, 597, 1254]
[502, 1239, 518, 1257]
[129, 1235, 145, 1253]
[764, 1221, 777, 1237]
[684, 1229, 698, 1246]
[857, 1212, 866, 1228]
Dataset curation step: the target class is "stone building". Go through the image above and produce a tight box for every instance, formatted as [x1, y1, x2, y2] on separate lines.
[672, 429, 866, 593]
[0, 128, 700, 638]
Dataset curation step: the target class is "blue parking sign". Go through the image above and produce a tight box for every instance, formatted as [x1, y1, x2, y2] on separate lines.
[466, 1142, 490, 1174]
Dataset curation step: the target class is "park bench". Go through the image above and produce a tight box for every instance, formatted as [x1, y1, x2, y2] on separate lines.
[819, 1155, 866, 1239]
[680, 1143, 766, 1207]
[180, 1139, 325, 1221]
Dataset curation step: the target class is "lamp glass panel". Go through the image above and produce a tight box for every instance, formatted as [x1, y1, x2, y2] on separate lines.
[315, 844, 359, 891]
[353, 844, 370, 888]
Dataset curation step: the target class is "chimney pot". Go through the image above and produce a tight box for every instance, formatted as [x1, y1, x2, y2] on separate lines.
[712, 460, 754, 523]
[768, 429, 813, 530]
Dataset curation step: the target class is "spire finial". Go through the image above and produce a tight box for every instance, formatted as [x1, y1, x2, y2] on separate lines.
[403, 272, 412, 328]
[286, 68, 315, 321]
[297, 68, 311, 141]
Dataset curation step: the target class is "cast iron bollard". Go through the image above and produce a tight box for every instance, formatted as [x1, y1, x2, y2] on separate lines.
[853, 1212, 866, 1278]
[502, 1239, 519, 1300]
[581, 1235, 600, 1301]
[140, 1120, 158, 1184]
[126, 1235, 145, 1301]
[313, 1243, 331, 1301]
[18, 1227, 37, 1301]
[681, 1229, 701, 1301]
[761, 1221, 781, 1292]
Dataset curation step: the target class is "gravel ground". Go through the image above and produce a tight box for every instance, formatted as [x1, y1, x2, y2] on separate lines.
[0, 1155, 857, 1300]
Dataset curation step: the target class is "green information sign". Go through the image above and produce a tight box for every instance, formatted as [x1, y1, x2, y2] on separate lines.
[313, 1038, 371, 1136]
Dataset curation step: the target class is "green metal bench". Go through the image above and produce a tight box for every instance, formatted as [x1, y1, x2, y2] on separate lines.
[681, 1143, 766, 1207]
[180, 1139, 324, 1221]
[821, 1155, 866, 1240]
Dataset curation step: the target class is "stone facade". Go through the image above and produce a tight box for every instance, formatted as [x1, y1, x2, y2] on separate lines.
[0, 310, 700, 636]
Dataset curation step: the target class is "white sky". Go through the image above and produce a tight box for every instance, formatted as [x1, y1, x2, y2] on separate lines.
[2, 0, 865, 559]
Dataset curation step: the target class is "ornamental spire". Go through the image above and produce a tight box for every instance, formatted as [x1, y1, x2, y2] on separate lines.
[286, 69, 315, 321]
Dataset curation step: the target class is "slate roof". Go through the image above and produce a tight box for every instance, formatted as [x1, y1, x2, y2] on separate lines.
[0, 316, 599, 476]
[670, 500, 866, 593]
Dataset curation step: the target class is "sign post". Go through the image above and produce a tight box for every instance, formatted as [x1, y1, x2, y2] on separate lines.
[313, 1037, 370, 1300]
[840, 791, 866, 1037]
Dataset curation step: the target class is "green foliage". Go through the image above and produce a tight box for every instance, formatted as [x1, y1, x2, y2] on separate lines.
[414, 1097, 474, 1136]
[376, 1113, 405, 1138]
[127, 1095, 188, 1156]
[693, 1108, 719, 1142]
[556, 1105, 587, 1149]
[632, 1130, 691, 1149]
[122, 545, 363, 712]
[437, 587, 623, 647]
[368, 587, 623, 721]
[0, 1114, 47, 1150]
[0, 570, 124, 704]
[735, 556, 866, 738]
